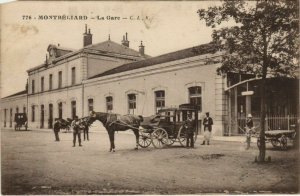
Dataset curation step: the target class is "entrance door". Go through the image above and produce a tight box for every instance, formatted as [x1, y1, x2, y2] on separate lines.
[40, 105, 44, 128]
[48, 104, 53, 128]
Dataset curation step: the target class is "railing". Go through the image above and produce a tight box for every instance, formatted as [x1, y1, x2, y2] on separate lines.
[237, 114, 298, 134]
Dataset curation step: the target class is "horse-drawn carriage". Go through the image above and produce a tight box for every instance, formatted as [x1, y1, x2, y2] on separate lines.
[138, 104, 199, 148]
[88, 104, 199, 152]
[256, 129, 296, 150]
[58, 118, 73, 132]
[14, 113, 28, 131]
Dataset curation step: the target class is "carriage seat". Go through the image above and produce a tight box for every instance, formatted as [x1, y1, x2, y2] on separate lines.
[140, 114, 161, 128]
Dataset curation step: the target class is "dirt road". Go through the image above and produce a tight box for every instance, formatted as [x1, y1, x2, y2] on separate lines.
[1, 128, 299, 194]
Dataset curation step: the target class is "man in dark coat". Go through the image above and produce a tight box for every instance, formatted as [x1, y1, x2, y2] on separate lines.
[245, 114, 254, 149]
[72, 116, 82, 147]
[202, 112, 213, 145]
[53, 118, 60, 141]
[184, 112, 195, 148]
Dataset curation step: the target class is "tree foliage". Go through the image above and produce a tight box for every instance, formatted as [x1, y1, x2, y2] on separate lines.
[198, 0, 299, 77]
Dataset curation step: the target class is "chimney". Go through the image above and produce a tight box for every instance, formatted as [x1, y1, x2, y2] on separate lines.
[83, 24, 93, 47]
[121, 32, 130, 47]
[139, 41, 145, 56]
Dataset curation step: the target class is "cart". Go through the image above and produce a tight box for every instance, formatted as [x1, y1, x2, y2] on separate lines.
[256, 129, 296, 150]
[14, 113, 28, 131]
[138, 104, 199, 148]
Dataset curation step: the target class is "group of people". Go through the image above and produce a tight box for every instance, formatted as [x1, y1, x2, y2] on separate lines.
[184, 112, 254, 149]
[53, 116, 90, 147]
[184, 112, 214, 148]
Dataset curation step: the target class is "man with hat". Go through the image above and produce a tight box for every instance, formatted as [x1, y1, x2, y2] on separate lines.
[245, 113, 254, 149]
[184, 112, 195, 148]
[202, 112, 213, 145]
[71, 116, 82, 147]
[53, 118, 60, 141]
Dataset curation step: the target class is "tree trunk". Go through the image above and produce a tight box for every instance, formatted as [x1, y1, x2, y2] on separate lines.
[258, 32, 268, 162]
[259, 75, 266, 162]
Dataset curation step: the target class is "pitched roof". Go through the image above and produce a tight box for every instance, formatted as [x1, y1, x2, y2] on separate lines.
[2, 90, 27, 99]
[89, 42, 217, 79]
[84, 40, 148, 58]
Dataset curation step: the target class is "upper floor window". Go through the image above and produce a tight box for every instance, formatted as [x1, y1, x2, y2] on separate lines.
[128, 94, 136, 114]
[71, 67, 76, 85]
[32, 80, 35, 94]
[49, 74, 53, 90]
[41, 77, 44, 92]
[106, 96, 113, 112]
[155, 90, 165, 113]
[88, 99, 94, 112]
[188, 86, 202, 111]
[58, 71, 62, 88]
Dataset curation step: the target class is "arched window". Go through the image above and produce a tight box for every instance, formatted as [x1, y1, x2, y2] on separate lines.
[10, 108, 12, 127]
[106, 96, 113, 113]
[188, 86, 202, 111]
[88, 98, 94, 112]
[71, 101, 76, 119]
[155, 90, 165, 113]
[58, 102, 63, 119]
[31, 106, 35, 122]
[128, 94, 136, 114]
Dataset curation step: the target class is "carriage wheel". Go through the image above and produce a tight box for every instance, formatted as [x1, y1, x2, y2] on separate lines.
[178, 126, 186, 147]
[151, 128, 168, 148]
[271, 139, 280, 147]
[280, 135, 288, 150]
[138, 131, 152, 148]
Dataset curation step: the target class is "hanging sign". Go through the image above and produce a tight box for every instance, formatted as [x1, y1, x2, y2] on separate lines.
[241, 91, 254, 96]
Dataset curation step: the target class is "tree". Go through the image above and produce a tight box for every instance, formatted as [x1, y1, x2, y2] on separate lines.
[198, 0, 299, 162]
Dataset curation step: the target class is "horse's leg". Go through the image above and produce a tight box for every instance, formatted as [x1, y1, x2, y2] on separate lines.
[133, 129, 139, 150]
[108, 130, 115, 152]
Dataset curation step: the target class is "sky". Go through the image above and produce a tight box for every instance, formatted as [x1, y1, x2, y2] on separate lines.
[1, 1, 231, 98]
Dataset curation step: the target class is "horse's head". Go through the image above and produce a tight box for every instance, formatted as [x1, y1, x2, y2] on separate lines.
[89, 111, 108, 124]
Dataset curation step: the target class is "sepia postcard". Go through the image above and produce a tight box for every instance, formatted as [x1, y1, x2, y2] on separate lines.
[1, 1, 299, 195]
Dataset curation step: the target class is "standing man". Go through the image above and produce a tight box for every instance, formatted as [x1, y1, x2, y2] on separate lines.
[184, 112, 195, 148]
[245, 114, 254, 150]
[202, 112, 213, 145]
[71, 116, 82, 147]
[53, 118, 60, 141]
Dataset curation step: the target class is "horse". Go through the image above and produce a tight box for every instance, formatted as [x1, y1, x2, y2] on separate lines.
[58, 118, 72, 132]
[88, 111, 143, 152]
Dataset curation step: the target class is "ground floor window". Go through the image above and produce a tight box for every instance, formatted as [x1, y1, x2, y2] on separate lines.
[58, 102, 63, 119]
[71, 101, 76, 119]
[128, 94, 136, 114]
[155, 90, 165, 113]
[16, 107, 19, 114]
[31, 106, 35, 122]
[4, 109, 7, 127]
[88, 99, 94, 112]
[23, 107, 26, 114]
[106, 96, 113, 113]
[10, 108, 12, 127]
[188, 86, 202, 112]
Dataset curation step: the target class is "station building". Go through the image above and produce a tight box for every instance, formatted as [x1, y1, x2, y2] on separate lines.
[1, 25, 298, 136]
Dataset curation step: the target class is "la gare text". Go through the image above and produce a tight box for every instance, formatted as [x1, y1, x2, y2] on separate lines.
[22, 15, 151, 21]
